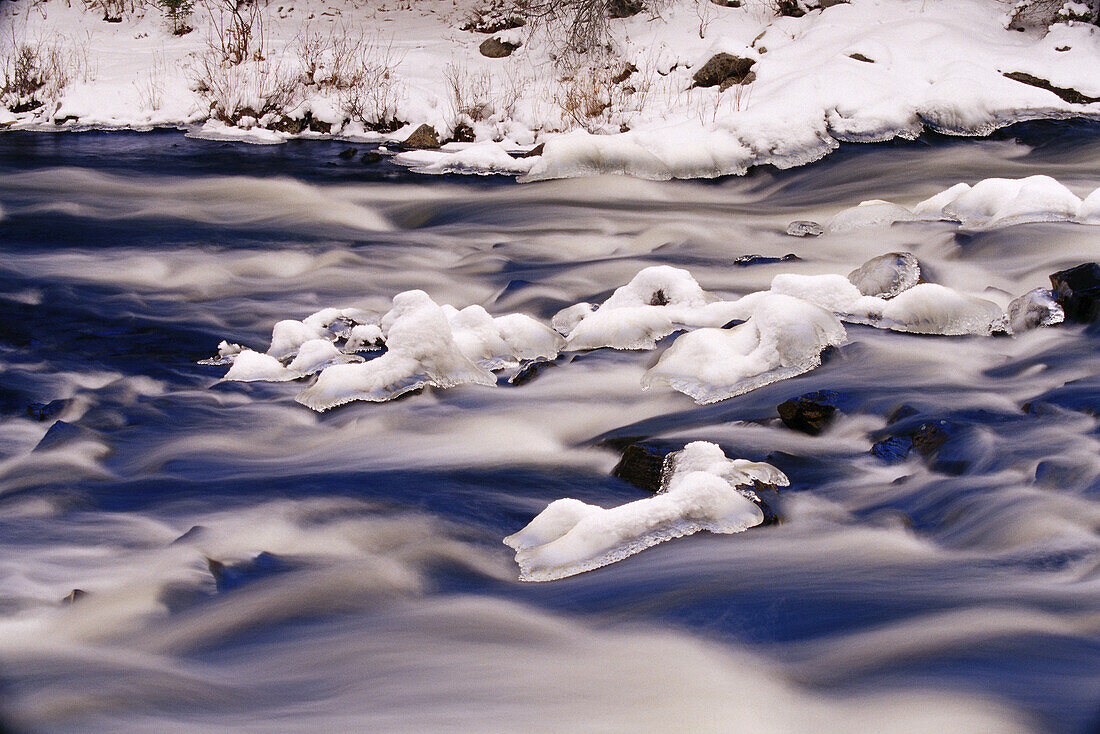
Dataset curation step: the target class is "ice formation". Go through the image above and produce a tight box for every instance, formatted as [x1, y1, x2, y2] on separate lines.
[504, 441, 788, 582]
[847, 252, 922, 299]
[296, 291, 497, 410]
[642, 293, 847, 404]
[443, 305, 565, 370]
[830, 176, 1100, 231]
[1007, 288, 1065, 334]
[555, 265, 731, 350]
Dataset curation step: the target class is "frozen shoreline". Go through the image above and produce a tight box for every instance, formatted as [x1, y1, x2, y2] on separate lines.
[4, 0, 1100, 179]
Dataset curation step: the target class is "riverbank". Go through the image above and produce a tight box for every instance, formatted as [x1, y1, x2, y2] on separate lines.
[4, 0, 1100, 179]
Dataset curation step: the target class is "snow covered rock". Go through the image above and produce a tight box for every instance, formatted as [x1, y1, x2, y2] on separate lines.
[847, 252, 921, 299]
[296, 290, 496, 410]
[504, 441, 788, 581]
[827, 200, 917, 232]
[444, 304, 565, 369]
[875, 283, 1006, 335]
[940, 175, 1083, 228]
[642, 293, 847, 404]
[224, 349, 293, 382]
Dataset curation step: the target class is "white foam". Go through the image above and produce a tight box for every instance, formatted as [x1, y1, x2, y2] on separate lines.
[504, 441, 786, 582]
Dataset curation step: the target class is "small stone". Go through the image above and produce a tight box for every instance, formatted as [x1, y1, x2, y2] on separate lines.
[612, 443, 672, 493]
[403, 123, 440, 149]
[337, 147, 357, 160]
[509, 360, 556, 386]
[62, 589, 87, 605]
[734, 253, 800, 267]
[848, 52, 874, 63]
[786, 220, 823, 237]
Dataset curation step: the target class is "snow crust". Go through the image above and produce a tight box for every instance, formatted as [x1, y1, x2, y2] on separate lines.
[833, 176, 1100, 230]
[504, 441, 787, 581]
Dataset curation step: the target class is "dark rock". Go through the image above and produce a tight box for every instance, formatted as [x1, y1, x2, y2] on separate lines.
[611, 63, 638, 84]
[756, 499, 782, 526]
[848, 52, 874, 63]
[911, 420, 950, 455]
[520, 142, 545, 158]
[449, 121, 476, 143]
[307, 117, 331, 134]
[612, 443, 672, 493]
[710, 0, 741, 6]
[461, 14, 525, 34]
[1003, 71, 1100, 105]
[480, 36, 520, 58]
[887, 404, 920, 425]
[815, 0, 849, 7]
[62, 589, 87, 605]
[403, 123, 441, 149]
[1050, 262, 1100, 323]
[649, 289, 670, 306]
[786, 220, 823, 237]
[734, 253, 800, 267]
[270, 114, 307, 134]
[208, 552, 290, 593]
[607, 0, 645, 18]
[509, 359, 556, 386]
[774, 0, 805, 17]
[337, 147, 358, 160]
[692, 53, 755, 88]
[10, 99, 43, 114]
[27, 399, 67, 422]
[361, 151, 384, 165]
[777, 390, 839, 435]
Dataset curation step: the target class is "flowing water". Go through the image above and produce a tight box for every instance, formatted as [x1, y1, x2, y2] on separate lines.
[0, 125, 1098, 733]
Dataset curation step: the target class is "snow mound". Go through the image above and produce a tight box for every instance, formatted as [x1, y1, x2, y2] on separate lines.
[642, 293, 847, 405]
[558, 265, 726, 350]
[444, 304, 565, 369]
[295, 291, 497, 410]
[504, 441, 787, 582]
[393, 143, 537, 176]
[834, 177, 1100, 231]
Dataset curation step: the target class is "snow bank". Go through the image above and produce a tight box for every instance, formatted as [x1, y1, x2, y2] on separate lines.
[504, 441, 787, 581]
[393, 143, 537, 176]
[641, 293, 847, 405]
[832, 176, 1100, 230]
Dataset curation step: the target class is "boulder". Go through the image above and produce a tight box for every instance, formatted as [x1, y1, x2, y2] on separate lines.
[848, 252, 921, 299]
[611, 443, 671, 493]
[692, 53, 755, 89]
[480, 36, 519, 58]
[403, 123, 441, 149]
[777, 390, 839, 435]
[1050, 263, 1100, 323]
[786, 220, 823, 237]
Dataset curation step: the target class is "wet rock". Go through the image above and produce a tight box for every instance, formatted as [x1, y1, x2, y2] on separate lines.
[1049, 263, 1100, 323]
[520, 142, 545, 158]
[871, 434, 913, 463]
[26, 399, 67, 422]
[1008, 288, 1064, 333]
[337, 147, 358, 160]
[509, 359, 556, 386]
[735, 253, 800, 267]
[361, 151, 384, 165]
[777, 390, 839, 435]
[611, 443, 672, 493]
[480, 36, 520, 58]
[270, 115, 307, 134]
[786, 220, 823, 237]
[848, 252, 921, 299]
[692, 53, 755, 89]
[871, 418, 965, 471]
[403, 123, 441, 149]
[607, 0, 645, 18]
[1003, 71, 1100, 105]
[208, 552, 290, 593]
[62, 589, 87, 605]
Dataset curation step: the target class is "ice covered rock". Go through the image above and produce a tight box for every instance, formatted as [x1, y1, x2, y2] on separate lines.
[785, 220, 823, 237]
[827, 200, 917, 232]
[876, 283, 1006, 335]
[444, 304, 565, 369]
[285, 338, 360, 377]
[941, 175, 1082, 228]
[504, 441, 788, 581]
[1007, 288, 1065, 333]
[642, 293, 846, 404]
[769, 273, 886, 319]
[344, 324, 384, 352]
[223, 349, 293, 382]
[296, 291, 496, 410]
[198, 340, 244, 366]
[847, 252, 921, 299]
[560, 266, 720, 351]
[551, 302, 595, 336]
[267, 319, 331, 361]
[913, 183, 971, 218]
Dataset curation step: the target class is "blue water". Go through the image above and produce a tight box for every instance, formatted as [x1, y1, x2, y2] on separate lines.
[0, 126, 1098, 733]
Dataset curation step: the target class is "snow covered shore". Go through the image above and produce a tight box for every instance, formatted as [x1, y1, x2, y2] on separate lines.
[3, 0, 1100, 179]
